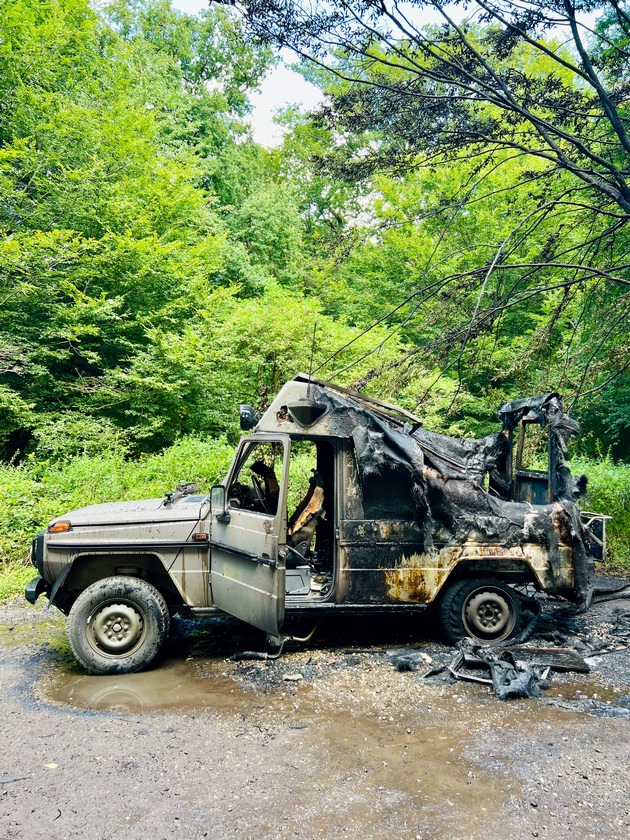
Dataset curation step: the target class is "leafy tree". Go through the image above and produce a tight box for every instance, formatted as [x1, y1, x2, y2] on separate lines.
[230, 0, 629, 446]
[100, 282, 406, 449]
[232, 1, 630, 208]
[0, 0, 274, 459]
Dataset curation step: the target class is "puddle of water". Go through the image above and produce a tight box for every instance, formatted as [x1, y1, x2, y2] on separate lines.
[46, 657, 252, 713]
[37, 634, 626, 838]
[44, 654, 510, 825]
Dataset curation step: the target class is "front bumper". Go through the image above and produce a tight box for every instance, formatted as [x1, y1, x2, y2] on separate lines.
[25, 575, 50, 604]
[31, 531, 46, 576]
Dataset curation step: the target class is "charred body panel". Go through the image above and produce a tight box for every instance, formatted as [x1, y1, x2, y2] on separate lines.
[259, 375, 596, 608]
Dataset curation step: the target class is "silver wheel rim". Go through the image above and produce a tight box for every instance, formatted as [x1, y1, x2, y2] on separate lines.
[86, 601, 146, 658]
[462, 588, 517, 642]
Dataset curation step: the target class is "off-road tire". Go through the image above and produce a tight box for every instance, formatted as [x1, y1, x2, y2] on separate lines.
[440, 578, 522, 645]
[67, 576, 169, 675]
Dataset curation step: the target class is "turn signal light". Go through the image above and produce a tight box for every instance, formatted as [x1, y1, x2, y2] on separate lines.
[48, 521, 72, 533]
[193, 533, 208, 542]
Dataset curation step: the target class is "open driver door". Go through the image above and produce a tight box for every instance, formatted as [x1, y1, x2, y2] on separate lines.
[209, 437, 288, 636]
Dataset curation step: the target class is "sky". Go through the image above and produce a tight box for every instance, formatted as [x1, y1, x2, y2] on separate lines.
[169, 1, 598, 146]
[171, 0, 324, 146]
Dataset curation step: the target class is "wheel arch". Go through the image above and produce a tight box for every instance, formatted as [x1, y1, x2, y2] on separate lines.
[437, 558, 540, 602]
[53, 552, 184, 613]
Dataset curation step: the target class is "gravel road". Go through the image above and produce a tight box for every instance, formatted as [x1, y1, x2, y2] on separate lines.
[1, 583, 629, 840]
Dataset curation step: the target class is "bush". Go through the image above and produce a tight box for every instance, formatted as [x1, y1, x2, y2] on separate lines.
[30, 414, 130, 461]
[572, 457, 630, 573]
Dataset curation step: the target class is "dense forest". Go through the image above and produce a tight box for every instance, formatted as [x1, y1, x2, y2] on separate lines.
[0, 0, 628, 594]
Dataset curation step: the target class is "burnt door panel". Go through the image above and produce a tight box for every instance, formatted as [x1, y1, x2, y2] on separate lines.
[338, 519, 428, 604]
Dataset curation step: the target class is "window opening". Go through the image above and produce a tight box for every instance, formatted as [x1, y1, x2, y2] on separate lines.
[228, 441, 283, 515]
[515, 422, 549, 473]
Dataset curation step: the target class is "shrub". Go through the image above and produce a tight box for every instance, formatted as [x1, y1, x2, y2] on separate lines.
[572, 457, 630, 572]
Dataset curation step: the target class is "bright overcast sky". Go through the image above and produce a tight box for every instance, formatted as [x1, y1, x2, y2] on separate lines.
[169, 1, 596, 146]
[171, 0, 324, 146]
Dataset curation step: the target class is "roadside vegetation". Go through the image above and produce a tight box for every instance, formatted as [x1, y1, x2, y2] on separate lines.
[0, 0, 628, 597]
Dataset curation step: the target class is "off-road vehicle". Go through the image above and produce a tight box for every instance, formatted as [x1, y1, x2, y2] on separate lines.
[26, 375, 603, 674]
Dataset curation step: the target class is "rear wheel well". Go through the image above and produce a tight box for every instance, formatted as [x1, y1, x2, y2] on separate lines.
[61, 554, 184, 612]
[438, 561, 539, 601]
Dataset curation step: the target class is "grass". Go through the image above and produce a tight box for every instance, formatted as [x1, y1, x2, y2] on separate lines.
[572, 456, 630, 575]
[0, 561, 33, 602]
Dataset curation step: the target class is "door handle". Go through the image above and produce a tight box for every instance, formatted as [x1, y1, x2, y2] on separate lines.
[255, 554, 276, 568]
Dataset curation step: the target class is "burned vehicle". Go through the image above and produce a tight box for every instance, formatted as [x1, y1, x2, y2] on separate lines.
[26, 375, 602, 675]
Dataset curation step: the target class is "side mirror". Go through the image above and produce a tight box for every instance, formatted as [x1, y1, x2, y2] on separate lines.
[239, 404, 257, 431]
[210, 485, 230, 523]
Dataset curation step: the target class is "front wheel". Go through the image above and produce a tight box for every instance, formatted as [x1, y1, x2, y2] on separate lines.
[440, 578, 522, 645]
[67, 576, 169, 675]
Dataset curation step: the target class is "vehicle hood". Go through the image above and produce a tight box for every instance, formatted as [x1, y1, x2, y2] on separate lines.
[48, 495, 209, 528]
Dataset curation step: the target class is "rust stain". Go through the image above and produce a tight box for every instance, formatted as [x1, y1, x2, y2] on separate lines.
[385, 547, 461, 603]
[552, 504, 572, 544]
[384, 539, 560, 604]
[461, 542, 525, 559]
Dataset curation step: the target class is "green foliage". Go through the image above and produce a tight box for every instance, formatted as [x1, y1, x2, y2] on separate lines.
[0, 563, 34, 602]
[227, 185, 305, 285]
[0, 0, 627, 597]
[30, 415, 130, 461]
[0, 0, 277, 459]
[100, 282, 404, 449]
[572, 457, 630, 571]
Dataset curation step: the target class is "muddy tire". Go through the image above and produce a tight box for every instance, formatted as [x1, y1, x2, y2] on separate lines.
[67, 576, 169, 675]
[440, 578, 522, 645]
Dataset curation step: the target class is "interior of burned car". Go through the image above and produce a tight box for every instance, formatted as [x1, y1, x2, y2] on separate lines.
[226, 438, 335, 598]
[284, 439, 335, 597]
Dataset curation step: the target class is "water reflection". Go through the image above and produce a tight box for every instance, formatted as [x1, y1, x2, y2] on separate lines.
[50, 659, 239, 713]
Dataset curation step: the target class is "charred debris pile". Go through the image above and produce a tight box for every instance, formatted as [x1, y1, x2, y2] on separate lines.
[385, 585, 630, 703]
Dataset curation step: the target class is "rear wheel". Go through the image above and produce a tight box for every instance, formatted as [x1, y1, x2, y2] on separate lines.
[67, 576, 169, 675]
[440, 578, 522, 644]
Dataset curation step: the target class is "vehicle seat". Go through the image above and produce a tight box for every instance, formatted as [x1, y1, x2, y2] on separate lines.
[287, 471, 325, 566]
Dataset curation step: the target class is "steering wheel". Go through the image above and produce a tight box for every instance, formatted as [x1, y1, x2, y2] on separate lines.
[250, 473, 270, 514]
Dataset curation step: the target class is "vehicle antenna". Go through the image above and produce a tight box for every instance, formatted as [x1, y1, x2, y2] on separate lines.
[308, 322, 317, 399]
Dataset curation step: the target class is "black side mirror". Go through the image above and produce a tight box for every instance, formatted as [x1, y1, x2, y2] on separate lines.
[239, 404, 257, 430]
[210, 485, 230, 523]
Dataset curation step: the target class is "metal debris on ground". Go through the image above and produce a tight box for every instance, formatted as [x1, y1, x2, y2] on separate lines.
[447, 639, 594, 700]
[450, 642, 555, 700]
[462, 646, 590, 674]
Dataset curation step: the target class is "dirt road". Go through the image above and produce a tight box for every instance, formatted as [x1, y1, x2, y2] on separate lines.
[1, 588, 629, 840]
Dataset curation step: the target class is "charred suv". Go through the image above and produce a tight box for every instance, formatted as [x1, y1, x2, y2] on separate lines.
[26, 375, 604, 675]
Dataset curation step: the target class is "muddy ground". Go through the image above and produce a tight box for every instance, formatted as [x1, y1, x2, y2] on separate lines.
[1, 580, 629, 840]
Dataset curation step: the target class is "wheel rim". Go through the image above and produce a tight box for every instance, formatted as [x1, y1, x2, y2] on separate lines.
[462, 587, 517, 642]
[86, 601, 146, 658]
